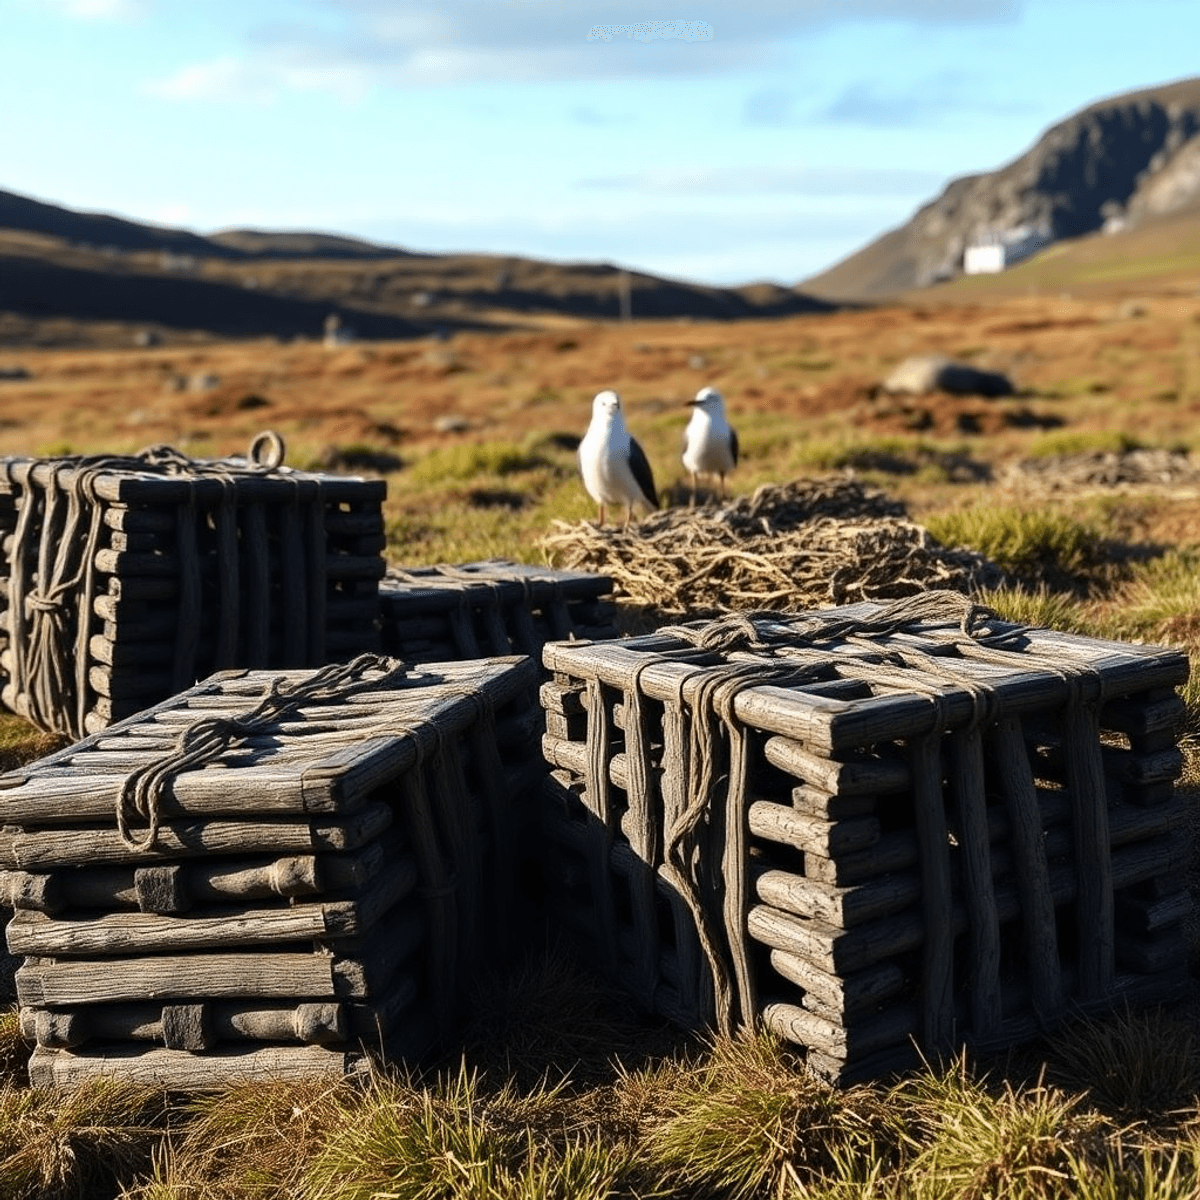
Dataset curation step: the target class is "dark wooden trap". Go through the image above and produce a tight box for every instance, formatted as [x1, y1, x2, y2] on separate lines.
[0, 653, 544, 1088]
[379, 560, 616, 665]
[537, 595, 1192, 1084]
[0, 440, 386, 739]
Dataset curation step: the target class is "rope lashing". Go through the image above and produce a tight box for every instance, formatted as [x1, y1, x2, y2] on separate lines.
[658, 590, 1004, 655]
[115, 654, 409, 851]
[657, 657, 831, 1035]
[4, 434, 295, 738]
[627, 590, 1082, 1035]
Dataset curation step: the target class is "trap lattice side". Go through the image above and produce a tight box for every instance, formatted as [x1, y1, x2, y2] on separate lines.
[0, 445, 387, 739]
[0, 654, 545, 1087]
[538, 596, 1192, 1084]
[379, 560, 616, 665]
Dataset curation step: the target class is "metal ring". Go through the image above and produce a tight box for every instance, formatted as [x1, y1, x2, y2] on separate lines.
[248, 430, 286, 469]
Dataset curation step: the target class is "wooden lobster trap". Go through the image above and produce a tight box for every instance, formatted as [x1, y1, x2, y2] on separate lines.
[379, 560, 616, 666]
[0, 653, 544, 1088]
[0, 436, 386, 740]
[538, 593, 1192, 1084]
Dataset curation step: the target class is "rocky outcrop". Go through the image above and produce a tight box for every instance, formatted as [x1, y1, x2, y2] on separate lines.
[881, 356, 1014, 398]
[804, 77, 1200, 298]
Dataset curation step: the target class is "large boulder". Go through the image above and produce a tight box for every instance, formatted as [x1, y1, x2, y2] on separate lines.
[882, 355, 1014, 398]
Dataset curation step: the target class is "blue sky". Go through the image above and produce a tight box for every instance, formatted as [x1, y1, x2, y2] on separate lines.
[2, 0, 1199, 285]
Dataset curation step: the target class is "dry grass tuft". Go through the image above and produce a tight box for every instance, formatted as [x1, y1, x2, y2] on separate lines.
[923, 505, 1110, 593]
[0, 1007, 33, 1082]
[542, 477, 999, 616]
[0, 1077, 169, 1200]
[891, 1056, 1111, 1200]
[459, 949, 683, 1091]
[639, 1030, 896, 1199]
[157, 1077, 355, 1198]
[0, 714, 66, 773]
[1044, 1007, 1200, 1118]
[307, 1065, 635, 1200]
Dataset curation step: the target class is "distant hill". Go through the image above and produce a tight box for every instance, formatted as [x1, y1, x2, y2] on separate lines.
[0, 187, 831, 346]
[207, 229, 423, 260]
[0, 189, 244, 260]
[804, 76, 1200, 300]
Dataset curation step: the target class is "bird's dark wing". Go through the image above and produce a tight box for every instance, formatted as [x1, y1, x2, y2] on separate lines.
[730, 427, 739, 467]
[628, 437, 659, 509]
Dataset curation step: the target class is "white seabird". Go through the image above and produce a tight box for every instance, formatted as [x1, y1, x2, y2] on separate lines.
[682, 386, 738, 501]
[578, 389, 659, 526]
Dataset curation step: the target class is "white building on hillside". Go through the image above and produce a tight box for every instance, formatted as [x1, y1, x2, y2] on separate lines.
[963, 226, 1052, 275]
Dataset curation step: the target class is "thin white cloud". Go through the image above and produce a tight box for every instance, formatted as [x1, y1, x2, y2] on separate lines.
[39, 0, 148, 18]
[823, 73, 1037, 125]
[146, 0, 1021, 102]
[577, 164, 945, 196]
[144, 52, 372, 106]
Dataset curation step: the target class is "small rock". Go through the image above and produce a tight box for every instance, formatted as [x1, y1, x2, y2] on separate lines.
[434, 415, 471, 434]
[467, 488, 526, 510]
[132, 329, 159, 347]
[426, 349, 466, 372]
[189, 372, 221, 393]
[688, 353, 707, 369]
[1116, 300, 1147, 319]
[531, 431, 581, 453]
[882, 355, 1013, 398]
[318, 446, 402, 473]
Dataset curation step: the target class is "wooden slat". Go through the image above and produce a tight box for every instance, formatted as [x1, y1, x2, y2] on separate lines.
[6, 857, 419, 955]
[910, 734, 954, 1055]
[28, 1044, 365, 1088]
[949, 727, 1002, 1042]
[0, 805, 393, 869]
[1063, 703, 1115, 1000]
[988, 717, 1064, 1019]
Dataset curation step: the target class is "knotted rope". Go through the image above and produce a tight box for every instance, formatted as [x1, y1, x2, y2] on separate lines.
[116, 653, 408, 851]
[5, 434, 294, 738]
[657, 657, 829, 1033]
[618, 589, 1107, 1035]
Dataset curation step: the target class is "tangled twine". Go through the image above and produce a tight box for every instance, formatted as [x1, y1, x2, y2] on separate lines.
[116, 653, 408, 851]
[999, 449, 1200, 495]
[541, 477, 1001, 616]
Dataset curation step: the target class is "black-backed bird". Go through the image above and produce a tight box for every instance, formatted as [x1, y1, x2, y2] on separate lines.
[682, 385, 738, 501]
[578, 389, 658, 526]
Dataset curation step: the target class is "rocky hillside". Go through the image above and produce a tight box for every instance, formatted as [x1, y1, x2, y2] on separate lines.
[804, 76, 1200, 299]
[0, 188, 830, 347]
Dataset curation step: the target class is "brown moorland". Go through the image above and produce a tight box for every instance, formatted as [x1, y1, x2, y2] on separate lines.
[2, 286, 1200, 554]
[2, 286, 1200, 1196]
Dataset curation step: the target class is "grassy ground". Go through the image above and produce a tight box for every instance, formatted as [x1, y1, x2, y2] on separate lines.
[4, 959, 1200, 1198]
[1, 289, 1200, 1196]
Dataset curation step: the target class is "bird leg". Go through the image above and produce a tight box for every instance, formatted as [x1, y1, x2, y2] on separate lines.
[690, 471, 698, 507]
[623, 504, 633, 528]
[597, 504, 606, 526]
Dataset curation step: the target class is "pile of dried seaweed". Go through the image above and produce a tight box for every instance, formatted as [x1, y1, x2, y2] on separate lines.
[999, 449, 1200, 494]
[542, 476, 1001, 616]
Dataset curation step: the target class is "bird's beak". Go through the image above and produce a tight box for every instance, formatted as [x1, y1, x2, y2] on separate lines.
[685, 399, 699, 407]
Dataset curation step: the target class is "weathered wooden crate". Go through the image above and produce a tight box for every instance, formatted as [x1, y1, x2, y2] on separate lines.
[0, 441, 386, 739]
[538, 594, 1193, 1084]
[379, 560, 616, 665]
[0, 653, 544, 1088]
